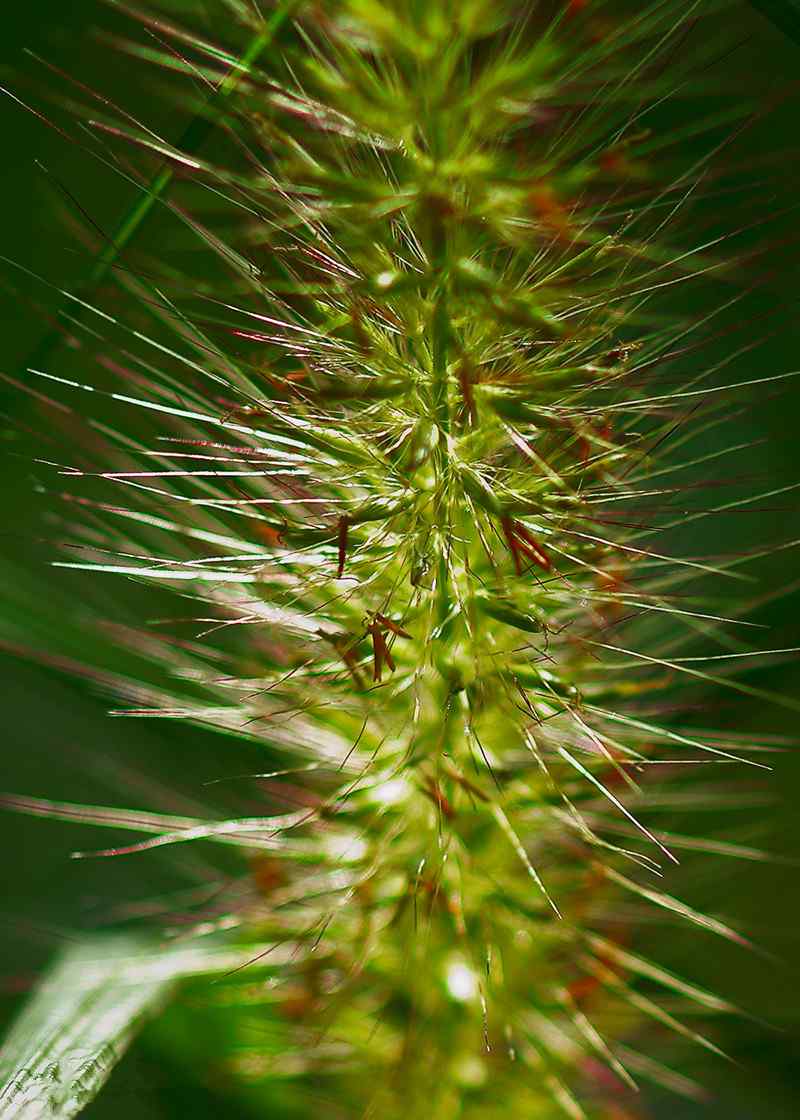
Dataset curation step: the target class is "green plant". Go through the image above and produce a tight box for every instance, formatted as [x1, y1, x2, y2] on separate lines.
[0, 2, 794, 1117]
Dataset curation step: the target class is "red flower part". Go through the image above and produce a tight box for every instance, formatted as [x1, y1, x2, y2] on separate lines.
[336, 516, 349, 579]
[501, 517, 552, 573]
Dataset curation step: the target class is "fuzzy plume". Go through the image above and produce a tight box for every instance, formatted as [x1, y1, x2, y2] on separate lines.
[0, 2, 794, 1118]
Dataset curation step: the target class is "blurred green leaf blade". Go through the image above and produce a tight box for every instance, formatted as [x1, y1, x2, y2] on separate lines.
[0, 934, 271, 1118]
[750, 0, 800, 42]
[0, 935, 174, 1118]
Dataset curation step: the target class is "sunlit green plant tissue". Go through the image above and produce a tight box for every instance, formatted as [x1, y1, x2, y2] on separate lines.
[1, 2, 795, 1118]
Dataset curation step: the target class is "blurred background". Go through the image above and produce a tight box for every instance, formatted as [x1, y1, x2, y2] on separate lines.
[1, 2, 798, 1116]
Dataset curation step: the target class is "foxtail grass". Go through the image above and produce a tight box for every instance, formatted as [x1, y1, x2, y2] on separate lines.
[1, 2, 797, 1118]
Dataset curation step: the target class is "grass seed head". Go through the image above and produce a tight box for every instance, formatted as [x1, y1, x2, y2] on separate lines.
[0, 1, 793, 1117]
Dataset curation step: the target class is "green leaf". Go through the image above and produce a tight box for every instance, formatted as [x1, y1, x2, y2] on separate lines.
[0, 935, 270, 1119]
[750, 0, 800, 43]
[25, 0, 301, 375]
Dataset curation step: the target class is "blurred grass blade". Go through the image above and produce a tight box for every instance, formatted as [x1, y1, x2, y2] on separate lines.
[0, 934, 267, 1119]
[750, 0, 800, 42]
[0, 936, 173, 1118]
[27, 0, 300, 372]
[88, 0, 299, 290]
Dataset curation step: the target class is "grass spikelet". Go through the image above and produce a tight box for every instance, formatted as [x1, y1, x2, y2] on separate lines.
[0, 1, 796, 1117]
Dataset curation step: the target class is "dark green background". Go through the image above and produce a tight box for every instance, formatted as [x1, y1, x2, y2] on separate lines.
[1, 3, 798, 1116]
